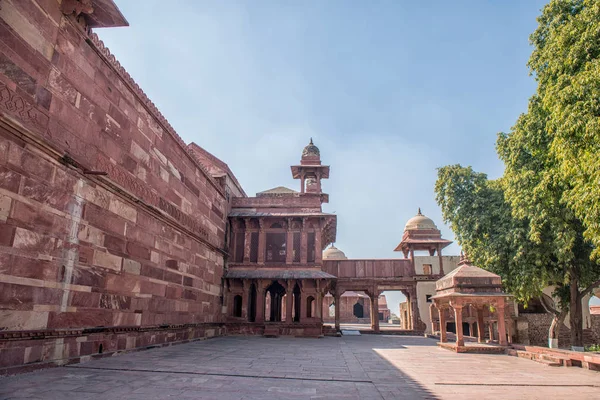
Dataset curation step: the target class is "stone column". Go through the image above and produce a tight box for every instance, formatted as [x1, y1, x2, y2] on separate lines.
[286, 280, 294, 324]
[255, 281, 266, 323]
[316, 171, 322, 193]
[437, 245, 444, 275]
[370, 291, 380, 333]
[299, 290, 307, 323]
[257, 220, 266, 264]
[497, 303, 508, 346]
[242, 280, 250, 320]
[334, 292, 341, 331]
[438, 307, 447, 342]
[300, 219, 308, 264]
[285, 218, 293, 264]
[429, 303, 437, 333]
[477, 307, 485, 343]
[243, 218, 251, 263]
[315, 225, 322, 264]
[408, 288, 423, 331]
[300, 174, 305, 193]
[453, 304, 464, 346]
[488, 321, 494, 342]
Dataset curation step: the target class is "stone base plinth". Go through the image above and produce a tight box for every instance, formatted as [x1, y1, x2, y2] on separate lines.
[226, 322, 323, 338]
[0, 324, 225, 376]
[438, 342, 507, 354]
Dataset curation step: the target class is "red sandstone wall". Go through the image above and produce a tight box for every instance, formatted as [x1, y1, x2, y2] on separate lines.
[0, 1, 228, 372]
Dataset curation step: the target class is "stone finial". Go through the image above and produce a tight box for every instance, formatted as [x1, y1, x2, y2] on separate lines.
[458, 251, 471, 266]
[417, 207, 422, 215]
[310, 137, 313, 145]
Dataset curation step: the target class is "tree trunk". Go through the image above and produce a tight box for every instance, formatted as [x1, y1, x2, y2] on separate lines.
[548, 310, 566, 348]
[569, 270, 584, 348]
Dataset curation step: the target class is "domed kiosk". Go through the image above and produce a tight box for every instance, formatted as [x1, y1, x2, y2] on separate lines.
[394, 208, 452, 274]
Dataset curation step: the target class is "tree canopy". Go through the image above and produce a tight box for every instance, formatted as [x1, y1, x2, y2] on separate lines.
[436, 0, 600, 347]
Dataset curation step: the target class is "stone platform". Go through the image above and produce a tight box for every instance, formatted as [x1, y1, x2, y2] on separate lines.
[1, 335, 599, 399]
[437, 341, 507, 354]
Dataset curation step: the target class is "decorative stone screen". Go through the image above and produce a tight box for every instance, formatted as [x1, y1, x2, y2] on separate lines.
[250, 232, 259, 262]
[266, 232, 286, 263]
[293, 232, 301, 262]
[234, 232, 244, 262]
[307, 232, 316, 263]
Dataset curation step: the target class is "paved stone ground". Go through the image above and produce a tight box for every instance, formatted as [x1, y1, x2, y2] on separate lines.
[1, 335, 599, 399]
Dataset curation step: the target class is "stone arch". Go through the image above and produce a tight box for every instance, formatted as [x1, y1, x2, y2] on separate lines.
[266, 281, 286, 322]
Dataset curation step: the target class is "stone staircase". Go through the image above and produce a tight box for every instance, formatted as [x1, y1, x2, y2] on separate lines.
[506, 348, 571, 367]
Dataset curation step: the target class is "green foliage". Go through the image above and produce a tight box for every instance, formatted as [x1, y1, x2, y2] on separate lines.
[435, 165, 556, 304]
[585, 344, 600, 352]
[436, 0, 600, 346]
[528, 0, 600, 259]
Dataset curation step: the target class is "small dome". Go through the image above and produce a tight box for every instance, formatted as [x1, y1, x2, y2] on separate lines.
[323, 244, 347, 260]
[302, 138, 320, 158]
[404, 208, 438, 231]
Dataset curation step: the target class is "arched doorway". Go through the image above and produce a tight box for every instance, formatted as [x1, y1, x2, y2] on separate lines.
[233, 295, 242, 317]
[266, 281, 286, 322]
[353, 302, 364, 318]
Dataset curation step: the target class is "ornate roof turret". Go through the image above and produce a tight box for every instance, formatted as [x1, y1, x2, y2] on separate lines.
[302, 138, 320, 159]
[323, 244, 347, 260]
[394, 208, 452, 259]
[404, 208, 438, 231]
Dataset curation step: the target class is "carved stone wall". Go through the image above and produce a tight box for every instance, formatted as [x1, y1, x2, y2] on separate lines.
[0, 0, 227, 373]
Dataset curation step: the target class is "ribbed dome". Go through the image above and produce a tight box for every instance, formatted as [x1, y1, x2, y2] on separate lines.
[302, 138, 320, 158]
[323, 244, 347, 260]
[404, 208, 438, 231]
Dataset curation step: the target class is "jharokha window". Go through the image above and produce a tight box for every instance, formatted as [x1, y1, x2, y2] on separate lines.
[266, 223, 286, 263]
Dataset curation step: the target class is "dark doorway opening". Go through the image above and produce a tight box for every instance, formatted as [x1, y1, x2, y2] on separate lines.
[233, 295, 242, 317]
[248, 283, 257, 322]
[353, 302, 364, 318]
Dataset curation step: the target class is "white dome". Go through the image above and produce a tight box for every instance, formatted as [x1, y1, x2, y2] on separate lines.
[323, 245, 347, 260]
[404, 208, 438, 231]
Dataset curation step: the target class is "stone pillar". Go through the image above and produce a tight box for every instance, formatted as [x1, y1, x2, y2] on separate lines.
[334, 292, 341, 331]
[370, 292, 380, 333]
[315, 225, 322, 264]
[316, 171, 322, 193]
[285, 218, 293, 264]
[408, 288, 423, 331]
[258, 221, 266, 264]
[243, 218, 251, 263]
[438, 307, 447, 342]
[497, 303, 508, 346]
[437, 245, 444, 275]
[255, 281, 266, 323]
[286, 280, 294, 324]
[299, 290, 307, 323]
[488, 321, 494, 342]
[477, 307, 485, 343]
[316, 291, 323, 319]
[429, 303, 437, 333]
[453, 305, 464, 346]
[242, 280, 250, 320]
[300, 218, 307, 264]
[300, 174, 305, 193]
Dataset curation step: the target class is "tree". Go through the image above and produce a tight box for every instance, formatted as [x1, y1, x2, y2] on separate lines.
[435, 165, 566, 344]
[497, 0, 600, 348]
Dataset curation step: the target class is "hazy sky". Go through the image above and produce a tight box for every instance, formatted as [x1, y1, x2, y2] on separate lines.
[99, 1, 600, 310]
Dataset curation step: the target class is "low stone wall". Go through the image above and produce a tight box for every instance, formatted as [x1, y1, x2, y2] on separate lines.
[519, 314, 600, 348]
[226, 322, 323, 337]
[0, 323, 224, 376]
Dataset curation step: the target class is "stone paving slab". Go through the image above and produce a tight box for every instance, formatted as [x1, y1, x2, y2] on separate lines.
[0, 335, 598, 399]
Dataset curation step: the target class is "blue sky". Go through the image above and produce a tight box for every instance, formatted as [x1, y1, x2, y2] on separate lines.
[99, 1, 599, 309]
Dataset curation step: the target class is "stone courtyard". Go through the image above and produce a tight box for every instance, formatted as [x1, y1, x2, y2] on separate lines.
[1, 335, 598, 400]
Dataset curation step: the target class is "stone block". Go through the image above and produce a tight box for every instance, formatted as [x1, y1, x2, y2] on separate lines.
[0, 310, 49, 330]
[122, 258, 141, 275]
[92, 250, 122, 272]
[12, 227, 54, 252]
[108, 198, 136, 223]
